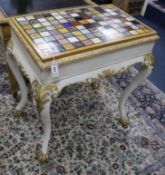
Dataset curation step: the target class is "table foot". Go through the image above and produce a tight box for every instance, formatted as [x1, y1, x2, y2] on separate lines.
[118, 118, 129, 128]
[12, 109, 22, 118]
[35, 144, 49, 163]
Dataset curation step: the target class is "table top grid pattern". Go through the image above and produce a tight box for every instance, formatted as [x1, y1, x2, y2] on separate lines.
[13, 5, 153, 61]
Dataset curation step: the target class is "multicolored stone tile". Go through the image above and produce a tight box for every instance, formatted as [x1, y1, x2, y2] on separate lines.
[12, 5, 153, 60]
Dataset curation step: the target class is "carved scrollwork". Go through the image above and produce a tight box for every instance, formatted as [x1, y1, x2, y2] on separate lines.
[6, 39, 14, 54]
[32, 80, 59, 113]
[98, 68, 125, 79]
[144, 53, 156, 68]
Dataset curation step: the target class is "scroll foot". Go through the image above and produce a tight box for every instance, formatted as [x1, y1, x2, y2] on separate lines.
[118, 118, 129, 128]
[35, 144, 49, 163]
[12, 109, 22, 118]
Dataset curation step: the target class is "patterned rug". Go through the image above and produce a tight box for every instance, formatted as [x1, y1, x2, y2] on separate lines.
[0, 44, 165, 175]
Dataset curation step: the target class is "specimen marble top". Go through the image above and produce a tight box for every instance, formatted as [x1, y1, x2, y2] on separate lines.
[9, 4, 158, 69]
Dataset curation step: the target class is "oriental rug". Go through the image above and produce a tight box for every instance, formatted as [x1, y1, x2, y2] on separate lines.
[0, 44, 165, 175]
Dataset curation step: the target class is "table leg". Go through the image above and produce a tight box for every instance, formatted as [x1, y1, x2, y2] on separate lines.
[0, 33, 18, 98]
[118, 53, 155, 127]
[32, 80, 58, 163]
[141, 0, 150, 16]
[6, 52, 28, 117]
[7, 65, 18, 98]
[36, 98, 52, 163]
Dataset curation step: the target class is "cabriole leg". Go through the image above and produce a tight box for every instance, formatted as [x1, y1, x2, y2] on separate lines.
[7, 65, 18, 98]
[35, 98, 52, 163]
[118, 53, 155, 127]
[32, 80, 58, 163]
[6, 52, 28, 117]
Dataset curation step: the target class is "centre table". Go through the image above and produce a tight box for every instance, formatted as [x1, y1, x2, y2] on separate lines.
[6, 4, 158, 162]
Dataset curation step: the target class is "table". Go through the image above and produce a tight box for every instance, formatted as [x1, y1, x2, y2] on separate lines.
[6, 4, 158, 162]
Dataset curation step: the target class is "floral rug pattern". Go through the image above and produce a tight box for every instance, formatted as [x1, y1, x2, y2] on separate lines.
[0, 42, 165, 175]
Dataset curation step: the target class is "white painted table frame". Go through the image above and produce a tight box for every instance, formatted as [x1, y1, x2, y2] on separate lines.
[6, 30, 156, 162]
